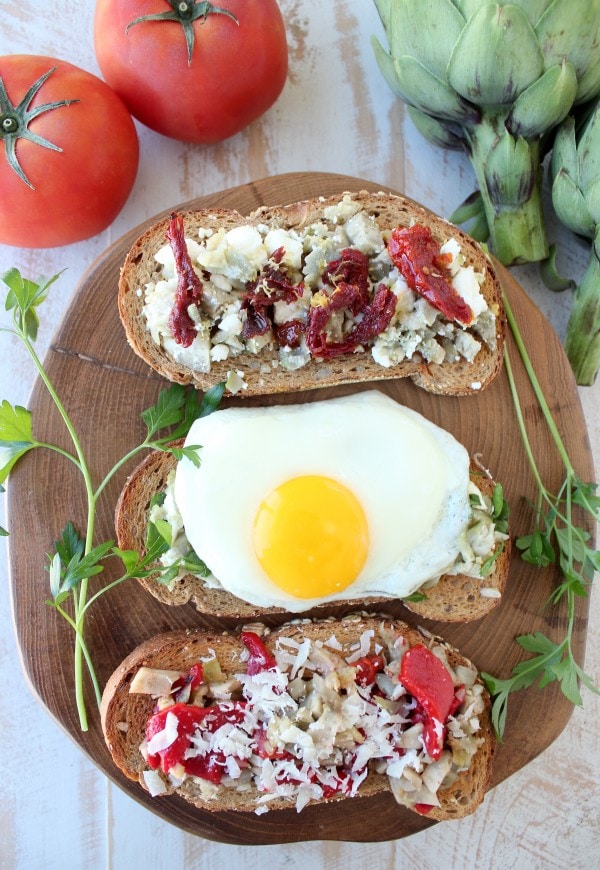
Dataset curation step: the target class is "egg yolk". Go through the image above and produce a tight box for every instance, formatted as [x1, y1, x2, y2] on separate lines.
[252, 475, 369, 599]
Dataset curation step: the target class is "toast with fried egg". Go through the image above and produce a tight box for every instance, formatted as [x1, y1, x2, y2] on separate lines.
[100, 615, 496, 820]
[114, 440, 510, 623]
[118, 191, 505, 396]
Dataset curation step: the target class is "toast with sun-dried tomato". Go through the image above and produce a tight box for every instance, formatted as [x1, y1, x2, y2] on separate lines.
[118, 191, 504, 397]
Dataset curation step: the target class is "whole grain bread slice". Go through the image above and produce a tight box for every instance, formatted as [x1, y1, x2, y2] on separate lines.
[115, 446, 509, 623]
[118, 190, 505, 397]
[100, 615, 496, 820]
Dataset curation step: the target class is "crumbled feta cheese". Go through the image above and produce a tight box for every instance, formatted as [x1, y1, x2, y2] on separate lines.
[264, 228, 303, 269]
[452, 265, 488, 319]
[225, 369, 247, 394]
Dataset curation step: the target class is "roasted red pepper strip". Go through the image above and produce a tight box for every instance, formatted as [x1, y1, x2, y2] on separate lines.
[241, 631, 278, 675]
[166, 212, 204, 347]
[146, 700, 247, 783]
[400, 644, 455, 760]
[171, 661, 204, 701]
[388, 224, 474, 325]
[354, 654, 386, 687]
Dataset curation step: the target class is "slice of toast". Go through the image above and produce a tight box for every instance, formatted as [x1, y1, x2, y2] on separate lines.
[115, 445, 509, 623]
[100, 615, 496, 820]
[118, 191, 505, 397]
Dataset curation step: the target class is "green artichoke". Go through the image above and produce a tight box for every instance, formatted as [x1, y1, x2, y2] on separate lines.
[550, 100, 600, 385]
[372, 0, 600, 266]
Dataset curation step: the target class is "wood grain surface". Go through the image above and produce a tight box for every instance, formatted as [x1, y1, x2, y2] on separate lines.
[6, 173, 595, 845]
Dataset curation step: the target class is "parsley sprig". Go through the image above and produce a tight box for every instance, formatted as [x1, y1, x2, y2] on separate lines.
[1, 268, 224, 730]
[481, 292, 599, 739]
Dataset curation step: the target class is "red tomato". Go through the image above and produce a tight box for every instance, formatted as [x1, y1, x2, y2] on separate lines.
[0, 55, 138, 249]
[93, 0, 288, 143]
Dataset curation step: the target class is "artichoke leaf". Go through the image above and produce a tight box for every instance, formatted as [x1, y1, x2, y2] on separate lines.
[578, 103, 600, 190]
[503, 0, 555, 28]
[594, 224, 600, 262]
[394, 55, 480, 123]
[507, 61, 578, 138]
[371, 36, 407, 98]
[447, 4, 544, 105]
[535, 0, 600, 76]
[374, 0, 393, 29]
[564, 229, 600, 386]
[406, 105, 464, 149]
[583, 176, 600, 227]
[551, 169, 595, 237]
[449, 0, 484, 19]
[449, 189, 485, 224]
[388, 0, 465, 79]
[550, 117, 579, 183]
[539, 244, 576, 292]
[450, 191, 490, 241]
[574, 61, 600, 106]
[484, 132, 536, 208]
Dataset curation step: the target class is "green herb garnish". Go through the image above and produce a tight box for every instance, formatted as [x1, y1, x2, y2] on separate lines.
[0, 268, 224, 730]
[481, 292, 599, 740]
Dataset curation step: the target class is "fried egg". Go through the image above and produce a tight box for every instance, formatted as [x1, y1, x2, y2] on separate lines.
[174, 391, 470, 612]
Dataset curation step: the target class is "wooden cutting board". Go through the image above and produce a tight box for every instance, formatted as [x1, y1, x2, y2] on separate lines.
[6, 173, 595, 844]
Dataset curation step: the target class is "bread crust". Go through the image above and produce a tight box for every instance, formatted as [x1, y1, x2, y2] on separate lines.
[114, 446, 509, 622]
[118, 191, 505, 397]
[100, 615, 496, 820]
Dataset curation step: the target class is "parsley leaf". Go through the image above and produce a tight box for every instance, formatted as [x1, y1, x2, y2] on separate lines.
[47, 533, 114, 601]
[403, 591, 428, 603]
[0, 401, 38, 483]
[169, 443, 202, 467]
[142, 384, 187, 439]
[3, 268, 61, 341]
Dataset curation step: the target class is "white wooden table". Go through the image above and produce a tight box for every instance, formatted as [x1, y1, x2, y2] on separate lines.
[0, 2, 598, 867]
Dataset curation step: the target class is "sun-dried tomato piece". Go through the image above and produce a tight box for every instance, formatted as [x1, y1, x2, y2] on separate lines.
[323, 248, 370, 313]
[352, 284, 397, 344]
[241, 260, 304, 340]
[306, 283, 396, 360]
[166, 213, 204, 348]
[274, 319, 305, 348]
[388, 224, 473, 325]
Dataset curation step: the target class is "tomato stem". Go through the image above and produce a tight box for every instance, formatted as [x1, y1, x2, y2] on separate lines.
[126, 0, 239, 65]
[0, 67, 79, 189]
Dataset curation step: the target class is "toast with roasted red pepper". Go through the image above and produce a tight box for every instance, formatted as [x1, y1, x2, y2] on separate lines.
[118, 191, 505, 396]
[100, 615, 496, 820]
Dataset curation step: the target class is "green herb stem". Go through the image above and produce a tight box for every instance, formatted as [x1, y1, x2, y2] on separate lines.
[93, 442, 149, 501]
[54, 603, 102, 709]
[35, 441, 82, 470]
[502, 343, 547, 496]
[503, 292, 574, 476]
[24, 332, 98, 730]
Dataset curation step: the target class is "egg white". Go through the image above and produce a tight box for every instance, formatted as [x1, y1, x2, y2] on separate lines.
[173, 391, 470, 612]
